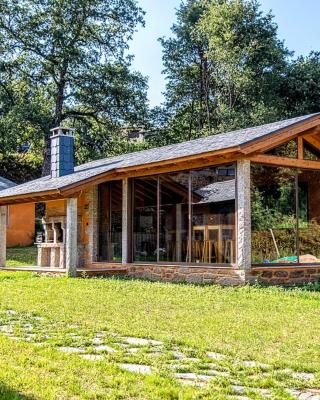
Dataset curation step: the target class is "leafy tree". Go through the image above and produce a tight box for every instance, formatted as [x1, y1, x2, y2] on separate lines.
[0, 0, 148, 175]
[281, 51, 320, 117]
[159, 0, 211, 143]
[158, 0, 320, 146]
[198, 0, 290, 129]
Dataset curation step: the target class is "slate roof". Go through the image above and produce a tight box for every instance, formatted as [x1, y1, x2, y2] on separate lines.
[196, 179, 235, 204]
[0, 113, 319, 200]
[0, 176, 16, 191]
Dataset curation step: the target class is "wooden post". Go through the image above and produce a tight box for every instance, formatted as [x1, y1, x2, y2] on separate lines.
[298, 137, 304, 160]
[0, 206, 7, 267]
[122, 178, 132, 264]
[236, 160, 251, 271]
[66, 198, 78, 277]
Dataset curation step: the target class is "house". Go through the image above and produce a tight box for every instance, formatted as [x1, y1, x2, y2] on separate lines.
[0, 176, 35, 248]
[1, 115, 320, 285]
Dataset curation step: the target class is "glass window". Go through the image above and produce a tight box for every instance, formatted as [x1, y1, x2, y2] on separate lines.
[251, 165, 297, 264]
[298, 170, 320, 263]
[191, 166, 236, 264]
[159, 173, 190, 262]
[133, 177, 158, 262]
[99, 181, 122, 262]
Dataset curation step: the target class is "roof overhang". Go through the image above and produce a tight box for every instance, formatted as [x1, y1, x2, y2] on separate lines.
[1, 113, 320, 206]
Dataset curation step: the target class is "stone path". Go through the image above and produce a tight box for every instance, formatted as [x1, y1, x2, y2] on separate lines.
[0, 309, 319, 399]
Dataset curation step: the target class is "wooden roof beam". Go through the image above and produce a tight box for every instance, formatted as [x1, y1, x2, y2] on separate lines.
[249, 154, 320, 169]
[241, 121, 320, 155]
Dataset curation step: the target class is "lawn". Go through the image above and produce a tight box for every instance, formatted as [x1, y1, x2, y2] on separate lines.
[6, 246, 37, 267]
[0, 272, 319, 399]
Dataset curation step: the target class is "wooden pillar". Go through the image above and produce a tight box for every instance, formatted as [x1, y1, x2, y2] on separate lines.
[236, 160, 251, 271]
[122, 178, 132, 264]
[0, 206, 7, 267]
[66, 198, 78, 277]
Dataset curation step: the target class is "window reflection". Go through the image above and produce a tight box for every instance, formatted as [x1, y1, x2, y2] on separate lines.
[133, 177, 158, 262]
[191, 168, 236, 263]
[99, 180, 122, 262]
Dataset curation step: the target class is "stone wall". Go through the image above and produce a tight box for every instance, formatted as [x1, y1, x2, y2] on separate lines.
[250, 266, 320, 285]
[126, 264, 245, 285]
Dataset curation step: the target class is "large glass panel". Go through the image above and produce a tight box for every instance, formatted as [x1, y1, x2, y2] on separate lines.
[99, 180, 122, 262]
[298, 170, 320, 263]
[133, 177, 158, 262]
[159, 172, 189, 262]
[251, 165, 297, 264]
[191, 165, 236, 264]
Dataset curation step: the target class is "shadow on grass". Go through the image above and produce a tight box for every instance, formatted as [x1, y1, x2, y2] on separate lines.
[83, 274, 320, 293]
[0, 381, 34, 400]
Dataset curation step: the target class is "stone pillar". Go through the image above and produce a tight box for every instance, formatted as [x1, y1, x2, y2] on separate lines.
[236, 160, 251, 273]
[0, 206, 7, 267]
[122, 178, 132, 264]
[66, 198, 78, 277]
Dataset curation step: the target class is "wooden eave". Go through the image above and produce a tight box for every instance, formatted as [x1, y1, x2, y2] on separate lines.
[1, 114, 320, 206]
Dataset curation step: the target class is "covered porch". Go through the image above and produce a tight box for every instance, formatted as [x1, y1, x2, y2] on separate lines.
[1, 114, 320, 285]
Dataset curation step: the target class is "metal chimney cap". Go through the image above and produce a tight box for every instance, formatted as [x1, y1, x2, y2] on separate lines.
[50, 127, 75, 138]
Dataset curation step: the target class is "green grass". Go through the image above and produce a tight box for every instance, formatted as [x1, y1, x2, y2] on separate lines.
[0, 272, 319, 399]
[6, 246, 37, 267]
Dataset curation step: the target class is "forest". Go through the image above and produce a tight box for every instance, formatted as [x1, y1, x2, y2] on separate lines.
[0, 0, 319, 182]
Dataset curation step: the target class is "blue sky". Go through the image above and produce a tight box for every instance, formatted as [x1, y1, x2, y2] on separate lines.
[130, 0, 320, 107]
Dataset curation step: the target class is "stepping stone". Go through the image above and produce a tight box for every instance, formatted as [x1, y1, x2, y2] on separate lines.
[81, 354, 104, 361]
[232, 385, 246, 395]
[6, 310, 17, 315]
[92, 337, 103, 344]
[204, 369, 229, 377]
[292, 372, 315, 381]
[177, 379, 207, 387]
[123, 337, 162, 346]
[119, 363, 152, 374]
[243, 361, 270, 369]
[127, 347, 139, 353]
[0, 325, 13, 333]
[58, 346, 85, 354]
[94, 345, 115, 353]
[206, 351, 226, 360]
[174, 372, 212, 382]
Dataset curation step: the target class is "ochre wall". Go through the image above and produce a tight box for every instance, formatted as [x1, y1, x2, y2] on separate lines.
[7, 203, 35, 247]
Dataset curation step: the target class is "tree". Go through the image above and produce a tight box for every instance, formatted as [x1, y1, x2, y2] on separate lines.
[281, 52, 320, 117]
[159, 0, 211, 142]
[198, 0, 290, 129]
[158, 0, 303, 143]
[0, 0, 148, 174]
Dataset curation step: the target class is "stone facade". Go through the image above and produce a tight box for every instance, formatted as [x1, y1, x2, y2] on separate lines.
[126, 264, 245, 285]
[250, 266, 320, 285]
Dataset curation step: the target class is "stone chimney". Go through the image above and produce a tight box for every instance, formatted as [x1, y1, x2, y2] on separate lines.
[50, 127, 75, 178]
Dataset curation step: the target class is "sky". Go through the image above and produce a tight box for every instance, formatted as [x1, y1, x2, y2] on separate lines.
[129, 0, 320, 107]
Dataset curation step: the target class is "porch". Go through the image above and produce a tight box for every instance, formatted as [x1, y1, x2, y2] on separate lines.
[1, 115, 320, 285]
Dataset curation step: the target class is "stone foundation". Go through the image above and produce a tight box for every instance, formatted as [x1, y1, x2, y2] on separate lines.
[250, 266, 320, 285]
[126, 264, 245, 286]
